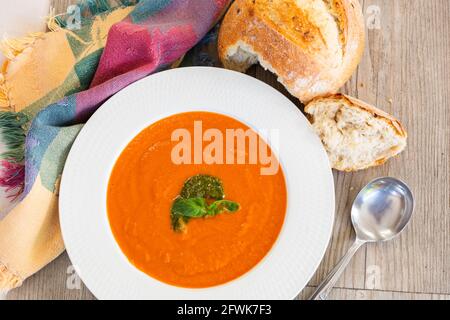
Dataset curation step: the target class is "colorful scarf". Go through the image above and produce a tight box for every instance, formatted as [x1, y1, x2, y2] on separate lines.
[0, 0, 229, 291]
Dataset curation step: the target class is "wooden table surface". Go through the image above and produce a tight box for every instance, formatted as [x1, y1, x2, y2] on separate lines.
[6, 0, 450, 300]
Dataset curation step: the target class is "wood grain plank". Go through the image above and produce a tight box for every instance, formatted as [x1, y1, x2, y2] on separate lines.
[6, 253, 95, 300]
[297, 287, 450, 300]
[300, 0, 450, 296]
[359, 0, 450, 294]
[51, 0, 74, 15]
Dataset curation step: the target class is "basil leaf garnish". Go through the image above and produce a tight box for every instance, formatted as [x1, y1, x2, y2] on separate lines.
[170, 175, 240, 232]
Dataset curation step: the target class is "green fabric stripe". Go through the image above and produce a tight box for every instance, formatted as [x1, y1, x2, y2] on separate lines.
[66, 26, 94, 58]
[73, 49, 103, 90]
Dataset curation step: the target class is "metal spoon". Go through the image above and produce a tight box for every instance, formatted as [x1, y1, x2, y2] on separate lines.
[310, 177, 414, 300]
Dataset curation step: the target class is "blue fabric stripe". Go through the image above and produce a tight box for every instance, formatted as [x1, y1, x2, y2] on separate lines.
[23, 96, 77, 195]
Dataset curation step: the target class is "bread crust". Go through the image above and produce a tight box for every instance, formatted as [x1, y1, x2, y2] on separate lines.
[305, 93, 408, 138]
[305, 94, 407, 171]
[218, 0, 365, 103]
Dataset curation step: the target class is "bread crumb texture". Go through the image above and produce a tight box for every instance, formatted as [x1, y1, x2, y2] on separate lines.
[305, 95, 407, 171]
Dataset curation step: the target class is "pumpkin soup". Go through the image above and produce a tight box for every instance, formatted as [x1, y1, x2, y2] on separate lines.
[107, 112, 287, 288]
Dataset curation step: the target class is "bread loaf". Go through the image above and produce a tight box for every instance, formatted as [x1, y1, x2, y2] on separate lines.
[218, 0, 365, 103]
[305, 94, 407, 171]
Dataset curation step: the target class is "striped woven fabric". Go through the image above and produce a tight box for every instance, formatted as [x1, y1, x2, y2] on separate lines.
[0, 0, 229, 291]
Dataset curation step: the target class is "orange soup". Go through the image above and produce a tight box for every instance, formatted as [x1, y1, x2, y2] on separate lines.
[107, 112, 287, 288]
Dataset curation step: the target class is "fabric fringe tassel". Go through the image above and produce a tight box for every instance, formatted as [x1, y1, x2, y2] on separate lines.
[0, 112, 27, 198]
[0, 262, 22, 291]
[0, 24, 47, 197]
[0, 33, 44, 62]
[0, 33, 45, 111]
[0, 112, 27, 163]
[47, 7, 64, 33]
[0, 161, 25, 198]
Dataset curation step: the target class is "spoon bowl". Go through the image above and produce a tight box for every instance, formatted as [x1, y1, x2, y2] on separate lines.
[310, 177, 414, 300]
[352, 177, 414, 242]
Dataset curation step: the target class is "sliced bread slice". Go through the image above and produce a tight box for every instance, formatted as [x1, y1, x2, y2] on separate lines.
[305, 94, 407, 171]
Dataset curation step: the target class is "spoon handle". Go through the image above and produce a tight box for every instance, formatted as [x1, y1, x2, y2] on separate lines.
[310, 239, 365, 300]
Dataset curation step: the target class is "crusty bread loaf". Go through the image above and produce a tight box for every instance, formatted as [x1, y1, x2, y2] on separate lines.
[218, 0, 365, 103]
[305, 94, 407, 171]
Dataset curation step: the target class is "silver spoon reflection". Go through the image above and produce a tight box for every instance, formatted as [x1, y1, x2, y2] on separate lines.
[310, 177, 414, 300]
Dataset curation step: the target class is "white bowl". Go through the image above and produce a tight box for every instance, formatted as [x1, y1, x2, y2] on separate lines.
[60, 67, 335, 299]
